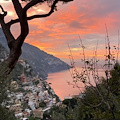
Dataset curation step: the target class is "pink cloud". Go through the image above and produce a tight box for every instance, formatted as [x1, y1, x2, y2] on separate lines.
[1, 0, 120, 62]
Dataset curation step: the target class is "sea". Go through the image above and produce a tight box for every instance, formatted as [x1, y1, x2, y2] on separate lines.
[47, 67, 105, 100]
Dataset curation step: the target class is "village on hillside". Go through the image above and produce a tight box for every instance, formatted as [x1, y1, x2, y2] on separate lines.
[0, 57, 61, 120]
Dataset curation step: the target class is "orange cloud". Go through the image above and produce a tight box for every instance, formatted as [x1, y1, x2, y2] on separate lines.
[1, 0, 120, 63]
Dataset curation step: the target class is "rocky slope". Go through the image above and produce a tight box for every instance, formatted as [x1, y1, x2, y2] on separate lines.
[0, 44, 60, 120]
[0, 28, 70, 79]
[0, 43, 35, 82]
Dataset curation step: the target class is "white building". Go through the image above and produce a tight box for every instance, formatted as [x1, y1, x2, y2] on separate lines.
[16, 93, 23, 100]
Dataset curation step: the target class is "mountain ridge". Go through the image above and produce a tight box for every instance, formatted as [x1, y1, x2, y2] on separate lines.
[0, 28, 70, 79]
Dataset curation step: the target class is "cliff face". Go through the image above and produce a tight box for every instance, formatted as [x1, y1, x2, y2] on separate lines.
[22, 43, 70, 73]
[0, 28, 70, 79]
[0, 44, 35, 81]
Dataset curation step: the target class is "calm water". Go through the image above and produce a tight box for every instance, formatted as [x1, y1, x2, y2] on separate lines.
[47, 68, 105, 100]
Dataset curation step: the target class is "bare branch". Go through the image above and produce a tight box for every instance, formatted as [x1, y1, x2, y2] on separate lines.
[0, 5, 15, 49]
[0, 5, 7, 18]
[0, 21, 15, 49]
[11, 0, 23, 18]
[23, 0, 73, 12]
[11, 0, 29, 45]
[7, 0, 59, 26]
[24, 0, 43, 12]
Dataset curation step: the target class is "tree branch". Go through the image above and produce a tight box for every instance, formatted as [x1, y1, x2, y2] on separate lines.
[6, 0, 72, 47]
[7, 0, 59, 26]
[0, 5, 7, 18]
[0, 5, 15, 49]
[11, 0, 29, 45]
[11, 0, 23, 18]
[23, 0, 43, 12]
[23, 0, 73, 12]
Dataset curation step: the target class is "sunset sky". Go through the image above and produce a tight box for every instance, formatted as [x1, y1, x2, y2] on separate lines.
[0, 0, 120, 63]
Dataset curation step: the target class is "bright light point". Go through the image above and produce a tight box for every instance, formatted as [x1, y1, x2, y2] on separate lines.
[35, 46, 45, 50]
[33, 7, 46, 13]
[8, 11, 14, 16]
[0, 0, 5, 3]
[37, 9, 46, 13]
[0, 0, 10, 3]
[71, 48, 80, 51]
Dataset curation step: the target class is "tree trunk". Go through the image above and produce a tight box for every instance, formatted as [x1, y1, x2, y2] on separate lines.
[0, 48, 22, 75]
[0, 47, 21, 103]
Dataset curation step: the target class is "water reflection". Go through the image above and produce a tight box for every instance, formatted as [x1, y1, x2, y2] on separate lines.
[47, 68, 105, 100]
